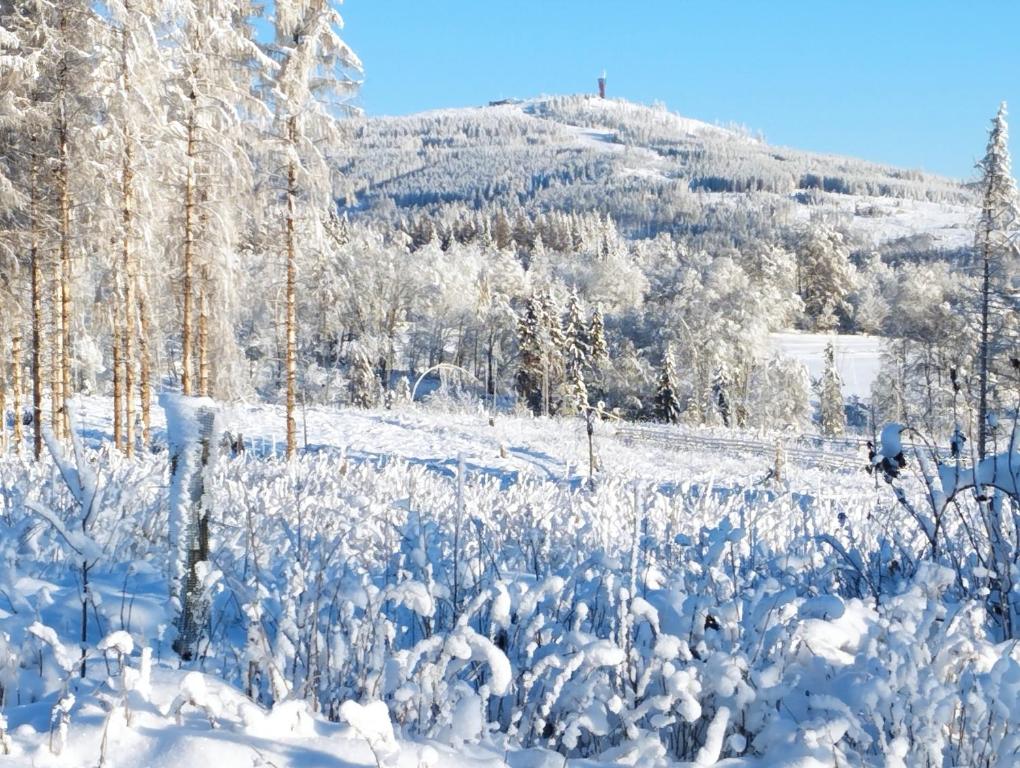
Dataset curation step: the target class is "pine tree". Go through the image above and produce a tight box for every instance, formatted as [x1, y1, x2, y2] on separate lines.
[350, 350, 380, 408]
[2, 0, 96, 448]
[539, 292, 565, 414]
[589, 304, 608, 370]
[515, 295, 546, 414]
[796, 223, 855, 331]
[820, 341, 846, 437]
[656, 352, 681, 424]
[561, 289, 589, 413]
[974, 103, 1020, 460]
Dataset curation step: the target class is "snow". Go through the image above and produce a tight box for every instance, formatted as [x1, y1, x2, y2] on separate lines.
[97, 630, 134, 656]
[880, 422, 905, 458]
[340, 700, 399, 765]
[0, 395, 1016, 767]
[770, 332, 884, 399]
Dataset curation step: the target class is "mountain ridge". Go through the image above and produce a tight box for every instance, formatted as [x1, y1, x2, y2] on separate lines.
[341, 94, 975, 255]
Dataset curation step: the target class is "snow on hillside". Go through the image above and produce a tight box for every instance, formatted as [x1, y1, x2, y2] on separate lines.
[348, 94, 975, 249]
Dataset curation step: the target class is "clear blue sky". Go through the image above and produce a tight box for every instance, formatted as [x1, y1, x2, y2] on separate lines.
[337, 1, 1018, 180]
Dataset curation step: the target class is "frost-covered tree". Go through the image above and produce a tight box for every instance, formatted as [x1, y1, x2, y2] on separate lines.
[515, 295, 548, 415]
[560, 289, 589, 414]
[749, 355, 810, 431]
[851, 252, 894, 335]
[268, 0, 361, 457]
[796, 223, 855, 331]
[1, 0, 99, 450]
[172, 0, 269, 401]
[93, 0, 182, 454]
[819, 341, 846, 437]
[655, 352, 681, 424]
[588, 304, 608, 371]
[350, 350, 380, 408]
[973, 102, 1019, 459]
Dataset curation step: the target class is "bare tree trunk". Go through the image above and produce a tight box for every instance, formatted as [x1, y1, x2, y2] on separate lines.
[120, 14, 136, 458]
[59, 126, 72, 440]
[112, 307, 122, 451]
[181, 102, 196, 396]
[53, 8, 70, 441]
[978, 236, 991, 461]
[138, 277, 152, 448]
[30, 141, 44, 460]
[285, 117, 298, 459]
[198, 272, 210, 397]
[122, 150, 135, 458]
[12, 336, 22, 455]
[51, 261, 63, 438]
[0, 345, 6, 453]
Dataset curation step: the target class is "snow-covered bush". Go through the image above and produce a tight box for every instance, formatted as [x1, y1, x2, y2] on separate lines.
[2, 417, 1020, 765]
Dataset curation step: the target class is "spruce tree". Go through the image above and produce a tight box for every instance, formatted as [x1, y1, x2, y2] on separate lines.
[589, 304, 608, 370]
[974, 103, 1019, 459]
[350, 350, 380, 408]
[820, 341, 846, 437]
[515, 295, 546, 414]
[656, 352, 681, 424]
[562, 289, 590, 413]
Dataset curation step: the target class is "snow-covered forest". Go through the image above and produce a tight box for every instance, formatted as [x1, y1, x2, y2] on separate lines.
[1, 1, 1020, 766]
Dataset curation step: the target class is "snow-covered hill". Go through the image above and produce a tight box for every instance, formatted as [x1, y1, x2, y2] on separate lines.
[344, 95, 974, 252]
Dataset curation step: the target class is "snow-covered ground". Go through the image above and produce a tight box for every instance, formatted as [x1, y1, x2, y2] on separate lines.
[770, 331, 884, 399]
[0, 397, 1012, 768]
[70, 394, 873, 492]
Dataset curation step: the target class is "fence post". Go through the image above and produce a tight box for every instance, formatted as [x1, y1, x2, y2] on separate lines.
[162, 394, 218, 660]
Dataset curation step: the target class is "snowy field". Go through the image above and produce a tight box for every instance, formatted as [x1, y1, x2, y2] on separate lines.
[769, 332, 884, 400]
[0, 398, 1017, 767]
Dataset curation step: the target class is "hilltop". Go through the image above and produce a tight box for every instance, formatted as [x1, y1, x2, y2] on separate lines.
[342, 95, 975, 256]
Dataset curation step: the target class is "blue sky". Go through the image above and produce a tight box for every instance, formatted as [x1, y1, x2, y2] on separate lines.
[337, 1, 1018, 180]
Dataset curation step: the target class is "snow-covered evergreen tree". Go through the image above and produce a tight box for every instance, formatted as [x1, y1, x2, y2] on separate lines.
[655, 351, 681, 424]
[796, 223, 856, 331]
[973, 102, 1019, 459]
[589, 304, 608, 371]
[819, 341, 846, 437]
[350, 350, 380, 408]
[560, 289, 589, 414]
[515, 295, 547, 414]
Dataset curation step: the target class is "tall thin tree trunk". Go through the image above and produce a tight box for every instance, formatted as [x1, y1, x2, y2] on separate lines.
[120, 16, 135, 458]
[181, 102, 196, 396]
[60, 126, 72, 440]
[122, 147, 135, 458]
[285, 117, 298, 459]
[53, 7, 70, 440]
[137, 276, 152, 448]
[198, 272, 209, 397]
[12, 336, 23, 455]
[51, 260, 63, 438]
[978, 237, 991, 461]
[30, 141, 44, 460]
[112, 307, 122, 451]
[0, 350, 6, 453]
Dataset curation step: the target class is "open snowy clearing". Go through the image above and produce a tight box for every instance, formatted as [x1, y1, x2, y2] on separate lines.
[0, 397, 1013, 768]
[67, 394, 875, 494]
[769, 332, 884, 400]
